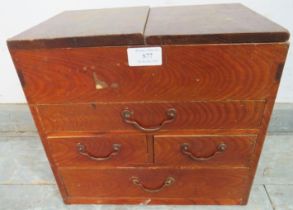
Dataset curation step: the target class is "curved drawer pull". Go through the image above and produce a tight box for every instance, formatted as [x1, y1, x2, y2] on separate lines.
[76, 143, 121, 161]
[121, 108, 177, 132]
[181, 143, 227, 161]
[130, 176, 175, 193]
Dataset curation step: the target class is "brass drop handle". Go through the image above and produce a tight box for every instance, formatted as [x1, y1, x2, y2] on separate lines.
[93, 72, 108, 90]
[121, 108, 177, 132]
[76, 143, 121, 161]
[130, 176, 175, 193]
[181, 143, 227, 161]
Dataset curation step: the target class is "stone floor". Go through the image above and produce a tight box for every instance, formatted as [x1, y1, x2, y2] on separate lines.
[0, 104, 293, 210]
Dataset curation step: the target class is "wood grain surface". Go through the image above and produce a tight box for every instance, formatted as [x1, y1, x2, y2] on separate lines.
[145, 4, 289, 45]
[45, 129, 259, 139]
[36, 101, 265, 133]
[9, 41, 288, 205]
[154, 135, 256, 167]
[9, 43, 288, 104]
[6, 4, 290, 205]
[48, 135, 148, 167]
[59, 168, 249, 204]
[7, 4, 289, 49]
[7, 7, 149, 49]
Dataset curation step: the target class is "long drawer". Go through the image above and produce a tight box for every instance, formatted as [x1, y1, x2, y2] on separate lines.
[11, 44, 287, 104]
[37, 101, 264, 134]
[59, 168, 249, 204]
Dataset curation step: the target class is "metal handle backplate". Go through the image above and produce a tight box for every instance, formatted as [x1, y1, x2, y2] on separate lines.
[76, 143, 121, 161]
[130, 176, 175, 193]
[121, 108, 177, 132]
[181, 143, 227, 161]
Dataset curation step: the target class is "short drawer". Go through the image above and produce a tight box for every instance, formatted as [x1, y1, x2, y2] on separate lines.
[59, 168, 249, 204]
[37, 101, 264, 133]
[48, 135, 148, 167]
[12, 44, 287, 104]
[154, 135, 257, 167]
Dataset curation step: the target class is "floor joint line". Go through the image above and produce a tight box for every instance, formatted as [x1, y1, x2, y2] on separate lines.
[264, 184, 276, 210]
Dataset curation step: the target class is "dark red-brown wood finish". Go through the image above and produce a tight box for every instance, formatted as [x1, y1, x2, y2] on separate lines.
[7, 4, 290, 205]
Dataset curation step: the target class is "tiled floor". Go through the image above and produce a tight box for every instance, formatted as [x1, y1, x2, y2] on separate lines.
[0, 104, 293, 210]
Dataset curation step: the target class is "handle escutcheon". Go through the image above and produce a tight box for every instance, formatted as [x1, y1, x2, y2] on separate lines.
[121, 108, 177, 132]
[181, 143, 227, 161]
[76, 143, 121, 161]
[130, 176, 175, 193]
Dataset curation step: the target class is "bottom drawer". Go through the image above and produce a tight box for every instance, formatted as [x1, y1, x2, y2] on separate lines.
[59, 168, 250, 204]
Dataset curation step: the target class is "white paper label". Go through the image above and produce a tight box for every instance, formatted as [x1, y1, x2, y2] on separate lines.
[127, 47, 162, 66]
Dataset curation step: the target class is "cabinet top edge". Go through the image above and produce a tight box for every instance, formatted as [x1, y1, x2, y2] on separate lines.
[7, 4, 290, 50]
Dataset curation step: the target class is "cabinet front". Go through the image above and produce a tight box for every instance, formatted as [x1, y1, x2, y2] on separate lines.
[10, 44, 287, 104]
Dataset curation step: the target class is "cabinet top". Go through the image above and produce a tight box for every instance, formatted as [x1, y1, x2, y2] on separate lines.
[8, 4, 290, 49]
[145, 4, 289, 45]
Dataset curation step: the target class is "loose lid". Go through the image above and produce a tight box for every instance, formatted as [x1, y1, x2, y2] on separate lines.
[7, 6, 150, 49]
[8, 4, 289, 49]
[145, 4, 289, 44]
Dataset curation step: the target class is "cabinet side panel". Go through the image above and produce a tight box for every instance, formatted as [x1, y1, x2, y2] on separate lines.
[29, 105, 70, 202]
[242, 42, 289, 204]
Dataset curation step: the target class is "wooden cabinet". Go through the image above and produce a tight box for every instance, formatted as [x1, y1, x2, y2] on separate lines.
[7, 4, 290, 205]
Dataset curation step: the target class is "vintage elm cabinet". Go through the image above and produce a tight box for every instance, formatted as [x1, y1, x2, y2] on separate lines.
[7, 4, 290, 205]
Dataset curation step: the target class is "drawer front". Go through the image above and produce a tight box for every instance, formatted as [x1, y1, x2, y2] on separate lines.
[37, 101, 264, 133]
[11, 44, 287, 104]
[48, 135, 148, 167]
[154, 135, 256, 167]
[59, 168, 249, 204]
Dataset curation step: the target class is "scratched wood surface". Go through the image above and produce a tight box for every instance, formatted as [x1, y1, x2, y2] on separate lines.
[9, 44, 288, 104]
[36, 101, 264, 134]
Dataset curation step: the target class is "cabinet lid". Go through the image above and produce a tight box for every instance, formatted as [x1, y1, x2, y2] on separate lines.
[8, 4, 289, 49]
[7, 6, 149, 49]
[145, 4, 290, 45]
